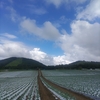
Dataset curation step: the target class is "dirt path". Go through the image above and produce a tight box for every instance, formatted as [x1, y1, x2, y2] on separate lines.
[39, 70, 94, 100]
[38, 70, 60, 100]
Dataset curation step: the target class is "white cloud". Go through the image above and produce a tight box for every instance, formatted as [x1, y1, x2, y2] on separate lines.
[1, 0, 99, 65]
[77, 0, 100, 21]
[0, 19, 100, 66]
[6, 6, 20, 22]
[20, 18, 100, 64]
[20, 18, 61, 40]
[0, 36, 45, 64]
[30, 48, 55, 65]
[58, 20, 100, 62]
[0, 33, 30, 59]
[0, 1, 20, 22]
[0, 40, 29, 59]
[0, 33, 17, 39]
[53, 55, 71, 65]
[30, 48, 47, 61]
[0, 34, 56, 65]
[72, 20, 100, 56]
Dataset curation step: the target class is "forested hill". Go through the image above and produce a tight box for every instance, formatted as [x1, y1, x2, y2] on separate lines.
[67, 61, 100, 69]
[0, 57, 46, 70]
[48, 61, 100, 69]
[0, 57, 100, 70]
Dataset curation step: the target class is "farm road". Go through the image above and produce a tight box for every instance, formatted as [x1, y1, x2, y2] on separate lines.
[38, 70, 60, 100]
[38, 70, 94, 100]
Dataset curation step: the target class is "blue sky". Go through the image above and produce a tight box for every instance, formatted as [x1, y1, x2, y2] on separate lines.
[0, 0, 100, 65]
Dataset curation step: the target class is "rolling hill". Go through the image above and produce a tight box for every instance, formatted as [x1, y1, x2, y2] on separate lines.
[48, 61, 100, 69]
[0, 57, 100, 70]
[0, 57, 46, 70]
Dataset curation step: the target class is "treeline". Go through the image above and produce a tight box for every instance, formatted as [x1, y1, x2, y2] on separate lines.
[0, 57, 100, 70]
[0, 57, 17, 69]
[47, 61, 100, 70]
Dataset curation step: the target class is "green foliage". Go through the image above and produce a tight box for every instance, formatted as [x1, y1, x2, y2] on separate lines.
[0, 57, 46, 70]
[6, 58, 22, 67]
[48, 61, 100, 69]
[0, 57, 100, 70]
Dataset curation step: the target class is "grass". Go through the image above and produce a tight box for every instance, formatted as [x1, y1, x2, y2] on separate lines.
[6, 58, 22, 67]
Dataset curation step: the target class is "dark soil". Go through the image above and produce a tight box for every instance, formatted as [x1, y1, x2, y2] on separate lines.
[38, 70, 59, 100]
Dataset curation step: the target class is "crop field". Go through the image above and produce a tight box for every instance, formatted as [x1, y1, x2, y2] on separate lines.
[0, 70, 100, 100]
[42, 70, 100, 100]
[0, 71, 40, 100]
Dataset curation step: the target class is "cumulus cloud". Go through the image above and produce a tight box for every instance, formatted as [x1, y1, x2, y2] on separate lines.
[1, 0, 99, 65]
[0, 40, 61, 65]
[77, 0, 100, 21]
[0, 21, 100, 65]
[0, 34, 30, 59]
[53, 55, 71, 65]
[30, 48, 55, 65]
[20, 18, 100, 64]
[0, 41, 29, 59]
[58, 20, 100, 62]
[20, 18, 61, 40]
[0, 34, 59, 65]
[30, 48, 47, 62]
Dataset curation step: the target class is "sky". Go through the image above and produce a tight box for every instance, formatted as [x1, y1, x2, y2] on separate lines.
[0, 0, 100, 65]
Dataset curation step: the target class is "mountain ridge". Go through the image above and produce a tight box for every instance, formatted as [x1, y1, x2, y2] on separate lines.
[0, 57, 100, 70]
[0, 57, 46, 70]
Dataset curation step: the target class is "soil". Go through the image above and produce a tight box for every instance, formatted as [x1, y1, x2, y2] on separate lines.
[38, 70, 94, 100]
[38, 70, 59, 100]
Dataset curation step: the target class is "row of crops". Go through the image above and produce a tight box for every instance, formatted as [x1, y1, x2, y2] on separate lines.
[41, 77, 76, 100]
[42, 70, 100, 100]
[0, 70, 100, 100]
[0, 71, 40, 100]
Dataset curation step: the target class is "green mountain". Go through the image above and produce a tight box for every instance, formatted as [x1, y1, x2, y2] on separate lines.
[48, 61, 100, 69]
[0, 57, 100, 70]
[0, 57, 46, 70]
[6, 58, 22, 67]
[67, 61, 100, 69]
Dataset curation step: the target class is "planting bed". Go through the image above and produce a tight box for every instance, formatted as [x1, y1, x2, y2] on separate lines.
[42, 70, 100, 100]
[0, 71, 40, 100]
[0, 70, 99, 100]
